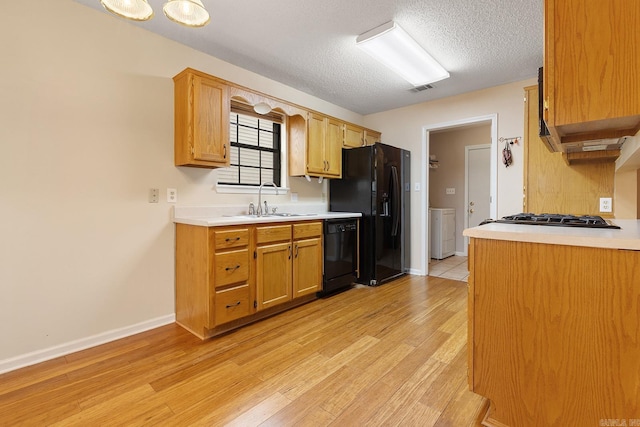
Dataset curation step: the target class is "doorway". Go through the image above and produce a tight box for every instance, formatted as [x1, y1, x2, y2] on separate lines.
[421, 114, 497, 275]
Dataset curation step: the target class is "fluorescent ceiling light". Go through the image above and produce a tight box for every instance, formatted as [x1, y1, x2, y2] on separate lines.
[356, 21, 449, 87]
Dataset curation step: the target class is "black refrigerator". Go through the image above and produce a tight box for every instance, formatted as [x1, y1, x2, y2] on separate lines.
[329, 143, 410, 286]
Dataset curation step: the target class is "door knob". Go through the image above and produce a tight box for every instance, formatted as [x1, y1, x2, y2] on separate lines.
[470, 201, 475, 206]
[469, 208, 474, 213]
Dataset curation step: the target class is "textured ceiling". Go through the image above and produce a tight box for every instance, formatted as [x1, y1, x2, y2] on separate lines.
[75, 0, 543, 115]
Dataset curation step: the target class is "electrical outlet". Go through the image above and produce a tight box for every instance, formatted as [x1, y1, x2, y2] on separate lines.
[149, 188, 159, 203]
[167, 188, 177, 203]
[291, 192, 299, 202]
[414, 183, 421, 191]
[599, 197, 612, 213]
[446, 187, 455, 195]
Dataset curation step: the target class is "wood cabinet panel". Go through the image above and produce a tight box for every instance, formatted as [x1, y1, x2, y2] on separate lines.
[213, 249, 249, 288]
[213, 228, 250, 250]
[544, 0, 640, 146]
[364, 129, 381, 146]
[175, 224, 214, 336]
[293, 221, 322, 240]
[524, 85, 615, 216]
[344, 123, 365, 148]
[293, 237, 322, 298]
[468, 237, 640, 425]
[325, 118, 342, 176]
[307, 113, 327, 174]
[174, 69, 230, 168]
[256, 242, 292, 310]
[215, 284, 251, 325]
[256, 224, 291, 244]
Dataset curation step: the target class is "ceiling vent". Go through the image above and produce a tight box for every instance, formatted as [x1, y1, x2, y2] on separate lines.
[411, 84, 434, 92]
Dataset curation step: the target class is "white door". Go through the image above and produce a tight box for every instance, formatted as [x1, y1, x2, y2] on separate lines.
[465, 145, 491, 251]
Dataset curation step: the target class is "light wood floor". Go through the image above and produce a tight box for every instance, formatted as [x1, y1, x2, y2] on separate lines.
[0, 275, 487, 426]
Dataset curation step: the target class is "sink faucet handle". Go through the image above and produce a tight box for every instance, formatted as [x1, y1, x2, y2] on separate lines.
[248, 202, 255, 215]
[272, 206, 277, 214]
[263, 200, 268, 215]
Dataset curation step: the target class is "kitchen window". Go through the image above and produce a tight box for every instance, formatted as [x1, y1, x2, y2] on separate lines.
[217, 101, 282, 187]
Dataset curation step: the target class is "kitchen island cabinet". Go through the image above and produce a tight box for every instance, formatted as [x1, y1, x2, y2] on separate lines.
[464, 221, 640, 426]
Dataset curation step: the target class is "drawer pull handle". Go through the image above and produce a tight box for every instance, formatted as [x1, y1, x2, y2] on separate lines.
[226, 301, 241, 308]
[225, 265, 241, 271]
[225, 237, 241, 242]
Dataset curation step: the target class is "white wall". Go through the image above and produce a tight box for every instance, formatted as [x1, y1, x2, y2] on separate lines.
[0, 0, 362, 370]
[364, 79, 535, 273]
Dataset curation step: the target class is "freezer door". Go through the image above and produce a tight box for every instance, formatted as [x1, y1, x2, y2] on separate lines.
[374, 143, 404, 284]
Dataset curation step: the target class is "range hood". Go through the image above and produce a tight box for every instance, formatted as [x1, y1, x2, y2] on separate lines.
[555, 136, 629, 165]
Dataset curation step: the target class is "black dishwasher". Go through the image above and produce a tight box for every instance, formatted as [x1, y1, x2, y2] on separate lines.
[320, 218, 357, 296]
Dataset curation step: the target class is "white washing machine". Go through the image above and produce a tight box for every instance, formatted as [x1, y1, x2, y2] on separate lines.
[430, 208, 456, 260]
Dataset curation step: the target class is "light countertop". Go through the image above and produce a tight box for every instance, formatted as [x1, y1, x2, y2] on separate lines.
[172, 205, 361, 227]
[463, 219, 640, 251]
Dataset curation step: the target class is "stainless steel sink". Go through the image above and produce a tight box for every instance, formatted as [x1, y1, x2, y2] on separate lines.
[222, 213, 317, 219]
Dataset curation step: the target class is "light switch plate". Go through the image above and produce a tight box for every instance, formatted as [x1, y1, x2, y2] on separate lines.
[149, 188, 159, 203]
[599, 197, 612, 213]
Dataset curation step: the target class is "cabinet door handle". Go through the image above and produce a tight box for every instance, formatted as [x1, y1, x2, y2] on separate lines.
[223, 144, 227, 159]
[226, 301, 241, 308]
[225, 237, 241, 242]
[288, 245, 292, 259]
[225, 265, 240, 271]
[295, 244, 299, 258]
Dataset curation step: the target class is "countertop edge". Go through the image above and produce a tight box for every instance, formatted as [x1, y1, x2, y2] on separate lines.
[463, 220, 640, 251]
[173, 212, 362, 227]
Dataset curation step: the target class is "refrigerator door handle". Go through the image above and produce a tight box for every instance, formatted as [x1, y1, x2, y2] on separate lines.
[390, 165, 400, 237]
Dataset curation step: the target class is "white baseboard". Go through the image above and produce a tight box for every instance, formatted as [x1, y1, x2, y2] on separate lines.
[0, 314, 176, 375]
[407, 268, 425, 276]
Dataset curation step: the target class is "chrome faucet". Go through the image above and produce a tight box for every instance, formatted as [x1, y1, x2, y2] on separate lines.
[257, 182, 279, 216]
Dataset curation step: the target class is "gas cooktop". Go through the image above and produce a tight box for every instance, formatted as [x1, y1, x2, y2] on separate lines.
[481, 213, 620, 229]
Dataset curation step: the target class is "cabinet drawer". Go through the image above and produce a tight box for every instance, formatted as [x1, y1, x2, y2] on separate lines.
[213, 228, 249, 250]
[293, 221, 322, 239]
[256, 225, 291, 244]
[214, 249, 249, 287]
[215, 284, 250, 325]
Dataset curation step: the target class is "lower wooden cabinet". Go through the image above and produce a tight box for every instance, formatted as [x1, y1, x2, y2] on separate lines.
[293, 237, 322, 297]
[256, 241, 292, 310]
[176, 220, 323, 339]
[214, 284, 250, 325]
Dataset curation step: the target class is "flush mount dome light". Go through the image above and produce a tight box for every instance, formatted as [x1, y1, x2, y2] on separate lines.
[356, 21, 450, 87]
[100, 0, 154, 21]
[163, 0, 211, 27]
[253, 102, 272, 115]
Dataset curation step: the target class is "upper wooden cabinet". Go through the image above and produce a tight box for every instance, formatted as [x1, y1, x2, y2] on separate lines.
[543, 0, 640, 150]
[296, 112, 342, 178]
[364, 129, 382, 146]
[174, 68, 230, 168]
[344, 123, 365, 148]
[344, 124, 382, 148]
